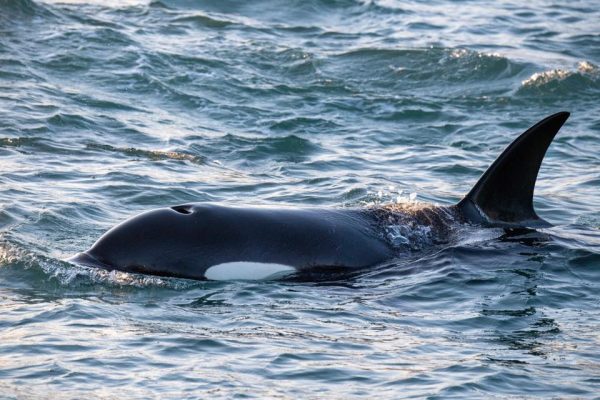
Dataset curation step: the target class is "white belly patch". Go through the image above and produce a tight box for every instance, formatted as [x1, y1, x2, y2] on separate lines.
[204, 262, 297, 281]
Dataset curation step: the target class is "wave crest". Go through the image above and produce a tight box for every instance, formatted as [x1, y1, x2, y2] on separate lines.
[519, 61, 599, 95]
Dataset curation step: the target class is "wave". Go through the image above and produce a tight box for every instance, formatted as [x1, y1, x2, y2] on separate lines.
[0, 136, 42, 148]
[171, 13, 237, 29]
[0, 0, 60, 21]
[331, 47, 525, 87]
[221, 134, 321, 162]
[43, 0, 148, 6]
[518, 61, 600, 96]
[438, 48, 525, 82]
[86, 143, 208, 165]
[0, 0, 41, 16]
[151, 0, 361, 12]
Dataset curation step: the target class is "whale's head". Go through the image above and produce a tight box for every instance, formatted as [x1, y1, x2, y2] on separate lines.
[69, 204, 217, 279]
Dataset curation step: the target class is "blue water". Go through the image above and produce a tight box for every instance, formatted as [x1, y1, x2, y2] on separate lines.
[1, 0, 599, 397]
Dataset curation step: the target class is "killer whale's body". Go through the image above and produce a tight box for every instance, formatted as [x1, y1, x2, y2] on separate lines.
[70, 112, 571, 280]
[73, 205, 396, 280]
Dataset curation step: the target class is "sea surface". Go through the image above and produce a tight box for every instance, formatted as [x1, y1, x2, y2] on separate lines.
[1, 0, 599, 398]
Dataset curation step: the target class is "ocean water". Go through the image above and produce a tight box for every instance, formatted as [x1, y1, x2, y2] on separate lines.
[1, 0, 599, 398]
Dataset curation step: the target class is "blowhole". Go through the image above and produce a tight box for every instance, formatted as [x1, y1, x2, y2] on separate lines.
[171, 205, 193, 214]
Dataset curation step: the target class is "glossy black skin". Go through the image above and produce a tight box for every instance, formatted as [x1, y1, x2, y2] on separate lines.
[70, 203, 396, 280]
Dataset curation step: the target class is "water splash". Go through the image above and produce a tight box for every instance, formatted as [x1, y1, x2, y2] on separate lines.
[370, 202, 460, 251]
[366, 186, 419, 207]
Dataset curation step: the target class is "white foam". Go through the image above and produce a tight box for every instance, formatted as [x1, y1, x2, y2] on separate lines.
[204, 262, 296, 281]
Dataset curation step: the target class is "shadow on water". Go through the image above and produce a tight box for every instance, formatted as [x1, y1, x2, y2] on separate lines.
[463, 228, 566, 363]
[350, 225, 567, 363]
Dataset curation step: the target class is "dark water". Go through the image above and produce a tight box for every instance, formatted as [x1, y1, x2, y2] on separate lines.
[1, 0, 599, 398]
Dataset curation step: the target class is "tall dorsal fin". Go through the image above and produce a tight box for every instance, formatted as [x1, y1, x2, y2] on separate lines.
[457, 112, 570, 228]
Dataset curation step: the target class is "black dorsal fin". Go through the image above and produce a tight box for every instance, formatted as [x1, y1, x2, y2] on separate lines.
[457, 112, 570, 228]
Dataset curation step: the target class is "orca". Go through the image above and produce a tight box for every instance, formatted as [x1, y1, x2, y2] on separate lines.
[69, 112, 570, 281]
